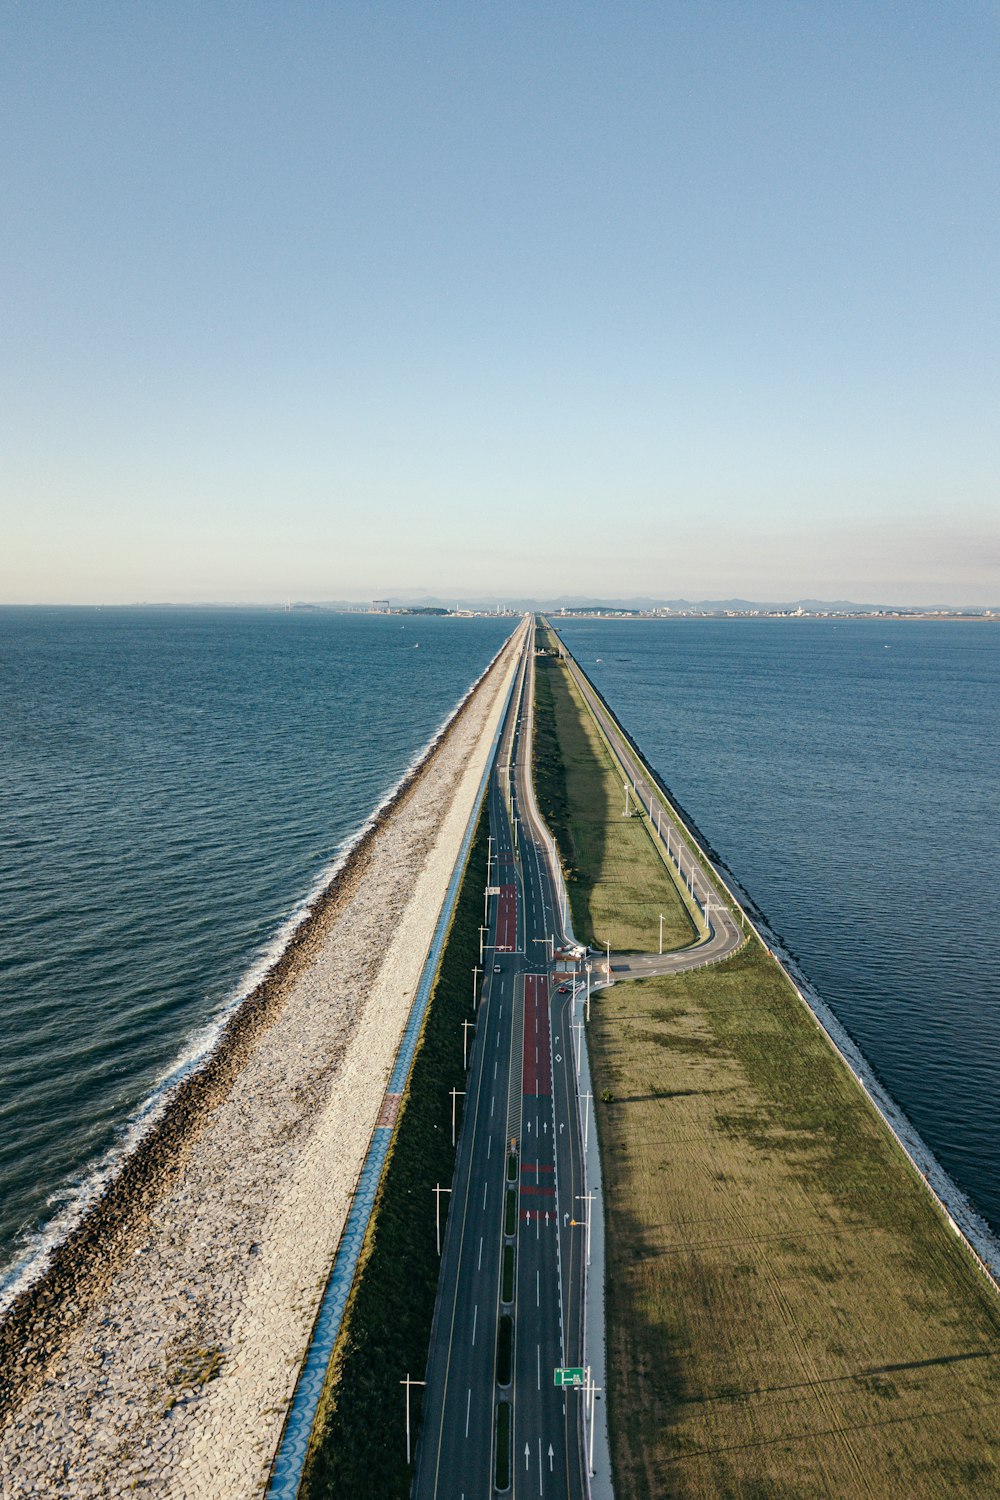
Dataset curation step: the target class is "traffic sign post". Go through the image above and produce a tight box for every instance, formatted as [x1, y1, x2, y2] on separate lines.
[553, 1366, 585, 1388]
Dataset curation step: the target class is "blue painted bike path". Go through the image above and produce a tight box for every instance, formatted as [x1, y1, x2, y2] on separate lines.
[267, 650, 521, 1497]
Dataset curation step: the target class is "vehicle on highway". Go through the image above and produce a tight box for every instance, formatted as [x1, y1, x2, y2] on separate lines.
[493, 963, 502, 973]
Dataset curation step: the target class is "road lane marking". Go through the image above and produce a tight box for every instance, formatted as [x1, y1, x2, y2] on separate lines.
[465, 1387, 472, 1437]
[483, 1181, 488, 1209]
[472, 1305, 478, 1345]
[478, 1236, 483, 1269]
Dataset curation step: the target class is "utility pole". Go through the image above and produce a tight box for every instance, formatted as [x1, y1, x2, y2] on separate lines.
[432, 1183, 452, 1254]
[400, 1374, 426, 1464]
[450, 1088, 466, 1147]
[462, 1018, 475, 1070]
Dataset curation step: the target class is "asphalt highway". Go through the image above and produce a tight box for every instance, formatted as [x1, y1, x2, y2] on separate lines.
[414, 623, 746, 1499]
[414, 635, 588, 1500]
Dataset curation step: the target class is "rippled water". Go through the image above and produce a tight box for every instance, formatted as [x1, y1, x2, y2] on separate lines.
[0, 608, 512, 1296]
[554, 618, 1000, 1234]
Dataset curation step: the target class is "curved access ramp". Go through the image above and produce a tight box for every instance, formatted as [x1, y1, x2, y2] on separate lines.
[549, 629, 747, 981]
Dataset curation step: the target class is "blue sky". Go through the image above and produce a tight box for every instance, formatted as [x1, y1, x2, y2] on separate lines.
[2, 2, 998, 604]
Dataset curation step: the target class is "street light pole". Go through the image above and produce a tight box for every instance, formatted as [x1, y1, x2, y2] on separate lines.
[576, 1191, 595, 1265]
[462, 1018, 475, 1070]
[479, 925, 488, 964]
[581, 1090, 592, 1152]
[472, 965, 481, 1011]
[659, 912, 664, 956]
[432, 1183, 452, 1254]
[584, 1366, 602, 1474]
[450, 1088, 466, 1147]
[400, 1374, 426, 1464]
[573, 1020, 584, 1077]
[585, 962, 592, 1023]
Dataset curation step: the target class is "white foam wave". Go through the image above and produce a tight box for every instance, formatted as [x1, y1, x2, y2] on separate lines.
[0, 628, 517, 1321]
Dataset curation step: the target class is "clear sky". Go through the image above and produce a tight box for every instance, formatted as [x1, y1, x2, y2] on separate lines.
[2, 2, 998, 605]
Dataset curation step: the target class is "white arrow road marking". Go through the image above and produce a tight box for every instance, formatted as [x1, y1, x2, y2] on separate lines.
[524, 1443, 530, 1470]
[548, 1442, 555, 1472]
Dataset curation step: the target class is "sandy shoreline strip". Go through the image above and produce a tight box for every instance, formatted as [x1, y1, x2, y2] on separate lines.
[0, 620, 526, 1499]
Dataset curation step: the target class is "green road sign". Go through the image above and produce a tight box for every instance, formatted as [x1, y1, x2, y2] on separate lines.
[553, 1367, 585, 1388]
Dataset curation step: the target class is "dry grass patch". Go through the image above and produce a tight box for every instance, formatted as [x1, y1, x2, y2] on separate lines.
[591, 945, 1000, 1498]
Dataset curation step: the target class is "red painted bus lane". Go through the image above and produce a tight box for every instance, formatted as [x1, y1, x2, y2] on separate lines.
[521, 973, 552, 1097]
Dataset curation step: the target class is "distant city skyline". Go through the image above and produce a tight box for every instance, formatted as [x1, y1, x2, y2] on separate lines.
[2, 3, 998, 607]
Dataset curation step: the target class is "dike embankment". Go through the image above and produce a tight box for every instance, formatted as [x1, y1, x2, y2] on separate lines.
[0, 620, 526, 1499]
[540, 628, 1000, 1496]
[550, 624, 1000, 1290]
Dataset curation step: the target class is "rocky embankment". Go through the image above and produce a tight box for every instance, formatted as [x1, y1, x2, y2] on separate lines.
[0, 623, 523, 1498]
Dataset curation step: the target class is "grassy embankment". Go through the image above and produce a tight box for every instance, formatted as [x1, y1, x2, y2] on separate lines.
[533, 631, 696, 954]
[534, 641, 1000, 1498]
[298, 802, 488, 1500]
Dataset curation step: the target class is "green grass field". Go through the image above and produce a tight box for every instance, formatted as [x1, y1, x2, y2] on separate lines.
[535, 640, 1000, 1498]
[533, 646, 696, 954]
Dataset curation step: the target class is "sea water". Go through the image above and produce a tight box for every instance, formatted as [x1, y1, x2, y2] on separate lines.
[0, 608, 512, 1301]
[554, 617, 1000, 1235]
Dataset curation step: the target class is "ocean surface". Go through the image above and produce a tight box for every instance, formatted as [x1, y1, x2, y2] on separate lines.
[0, 608, 513, 1303]
[554, 617, 1000, 1237]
